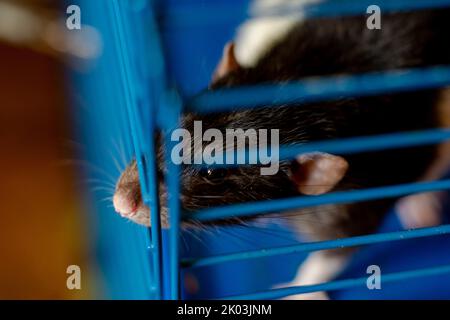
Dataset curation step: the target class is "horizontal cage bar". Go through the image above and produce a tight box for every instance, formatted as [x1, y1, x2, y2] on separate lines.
[222, 264, 450, 300]
[161, 0, 450, 29]
[193, 128, 450, 169]
[188, 66, 450, 113]
[182, 224, 450, 268]
[187, 179, 450, 222]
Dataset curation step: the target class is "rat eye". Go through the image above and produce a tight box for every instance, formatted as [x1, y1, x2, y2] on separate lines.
[200, 168, 228, 180]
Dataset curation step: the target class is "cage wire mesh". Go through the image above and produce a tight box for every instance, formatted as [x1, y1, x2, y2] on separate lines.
[72, 0, 450, 299]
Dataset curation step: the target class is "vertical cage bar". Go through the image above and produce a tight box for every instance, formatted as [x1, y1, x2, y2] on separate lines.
[144, 0, 168, 300]
[161, 90, 183, 300]
[107, 0, 163, 298]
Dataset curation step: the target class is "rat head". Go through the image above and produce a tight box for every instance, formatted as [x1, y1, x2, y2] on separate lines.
[112, 150, 348, 228]
[112, 43, 349, 227]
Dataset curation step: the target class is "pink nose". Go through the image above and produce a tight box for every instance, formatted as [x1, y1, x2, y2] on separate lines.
[113, 194, 137, 217]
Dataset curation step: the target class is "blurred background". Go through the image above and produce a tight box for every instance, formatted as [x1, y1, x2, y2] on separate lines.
[0, 0, 94, 299]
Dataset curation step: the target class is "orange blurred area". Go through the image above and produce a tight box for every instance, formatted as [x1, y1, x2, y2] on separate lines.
[0, 38, 91, 298]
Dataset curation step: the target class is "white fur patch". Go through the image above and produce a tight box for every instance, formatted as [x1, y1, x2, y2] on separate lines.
[283, 251, 348, 300]
[234, 0, 324, 67]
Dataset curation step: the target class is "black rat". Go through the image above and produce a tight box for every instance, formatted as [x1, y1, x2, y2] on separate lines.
[113, 8, 450, 298]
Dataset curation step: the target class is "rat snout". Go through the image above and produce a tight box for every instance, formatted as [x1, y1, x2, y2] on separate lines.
[113, 191, 138, 217]
[112, 159, 151, 225]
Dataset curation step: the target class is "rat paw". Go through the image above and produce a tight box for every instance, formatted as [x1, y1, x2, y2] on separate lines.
[396, 191, 446, 229]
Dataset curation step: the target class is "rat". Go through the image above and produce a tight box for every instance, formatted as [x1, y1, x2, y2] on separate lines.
[113, 7, 450, 299]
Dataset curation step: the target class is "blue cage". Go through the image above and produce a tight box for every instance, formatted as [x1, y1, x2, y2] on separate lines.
[70, 0, 450, 299]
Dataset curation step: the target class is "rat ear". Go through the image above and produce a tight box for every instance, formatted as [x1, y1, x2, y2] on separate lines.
[212, 42, 240, 82]
[292, 153, 349, 195]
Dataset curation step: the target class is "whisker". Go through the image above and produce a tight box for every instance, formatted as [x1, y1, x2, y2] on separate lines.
[237, 223, 300, 242]
[220, 227, 261, 248]
[191, 195, 224, 199]
[82, 178, 116, 189]
[118, 136, 129, 169]
[109, 150, 125, 175]
[100, 196, 114, 203]
[59, 159, 117, 185]
[90, 186, 116, 193]
[111, 138, 128, 171]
